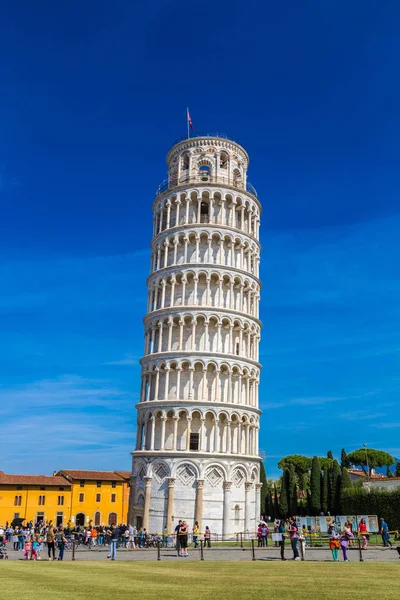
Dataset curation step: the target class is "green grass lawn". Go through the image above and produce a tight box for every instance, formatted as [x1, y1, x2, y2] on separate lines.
[2, 562, 400, 600]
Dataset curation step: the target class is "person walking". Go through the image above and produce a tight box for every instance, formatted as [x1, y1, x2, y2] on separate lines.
[278, 520, 287, 561]
[358, 518, 368, 550]
[380, 518, 392, 548]
[192, 521, 199, 548]
[289, 518, 300, 560]
[47, 525, 56, 560]
[55, 526, 67, 561]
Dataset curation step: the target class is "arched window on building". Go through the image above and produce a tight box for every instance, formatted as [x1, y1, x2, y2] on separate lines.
[94, 511, 101, 526]
[108, 512, 117, 526]
[199, 165, 211, 182]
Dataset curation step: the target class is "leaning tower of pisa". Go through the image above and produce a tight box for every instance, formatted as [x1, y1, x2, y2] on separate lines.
[129, 134, 262, 537]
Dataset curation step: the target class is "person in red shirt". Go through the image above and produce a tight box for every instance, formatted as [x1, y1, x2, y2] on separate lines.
[358, 518, 368, 549]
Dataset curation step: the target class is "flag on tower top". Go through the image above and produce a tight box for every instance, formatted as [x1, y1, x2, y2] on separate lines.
[187, 107, 193, 135]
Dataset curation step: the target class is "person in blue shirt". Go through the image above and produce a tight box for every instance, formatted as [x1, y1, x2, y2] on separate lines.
[380, 518, 392, 548]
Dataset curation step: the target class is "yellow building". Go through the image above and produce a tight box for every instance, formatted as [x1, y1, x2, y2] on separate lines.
[0, 470, 72, 526]
[0, 469, 131, 527]
[57, 470, 130, 527]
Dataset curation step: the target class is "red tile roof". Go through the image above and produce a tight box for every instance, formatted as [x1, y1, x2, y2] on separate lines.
[0, 471, 71, 486]
[57, 470, 126, 482]
[114, 471, 131, 480]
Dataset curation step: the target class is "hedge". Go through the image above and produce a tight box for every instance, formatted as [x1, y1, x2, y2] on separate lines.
[341, 487, 400, 530]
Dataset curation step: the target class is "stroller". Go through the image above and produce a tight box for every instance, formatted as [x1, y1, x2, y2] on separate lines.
[0, 541, 8, 559]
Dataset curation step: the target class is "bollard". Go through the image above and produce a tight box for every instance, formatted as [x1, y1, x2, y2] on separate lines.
[251, 538, 256, 561]
[299, 538, 305, 561]
[72, 540, 76, 561]
[357, 537, 364, 562]
[200, 540, 204, 561]
[240, 532, 243, 548]
[157, 540, 161, 561]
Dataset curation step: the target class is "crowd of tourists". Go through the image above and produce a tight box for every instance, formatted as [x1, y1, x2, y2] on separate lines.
[270, 516, 400, 562]
[1, 517, 399, 562]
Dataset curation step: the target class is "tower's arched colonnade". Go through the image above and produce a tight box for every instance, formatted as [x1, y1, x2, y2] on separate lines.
[130, 135, 263, 536]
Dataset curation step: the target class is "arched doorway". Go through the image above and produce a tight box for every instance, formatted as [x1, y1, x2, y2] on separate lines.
[108, 512, 117, 526]
[94, 511, 101, 526]
[75, 513, 85, 527]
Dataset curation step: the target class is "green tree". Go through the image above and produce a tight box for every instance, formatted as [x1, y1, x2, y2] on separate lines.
[396, 462, 400, 477]
[321, 471, 328, 514]
[278, 455, 311, 491]
[259, 461, 268, 518]
[279, 472, 289, 518]
[331, 460, 342, 513]
[273, 484, 279, 518]
[341, 467, 352, 489]
[341, 448, 349, 469]
[327, 450, 334, 460]
[310, 456, 321, 515]
[386, 465, 393, 478]
[347, 448, 395, 476]
[287, 463, 298, 515]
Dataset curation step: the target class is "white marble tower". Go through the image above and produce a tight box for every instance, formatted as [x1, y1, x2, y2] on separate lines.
[130, 134, 262, 537]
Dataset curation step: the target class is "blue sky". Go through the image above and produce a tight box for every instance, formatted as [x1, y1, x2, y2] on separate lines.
[1, 1, 399, 479]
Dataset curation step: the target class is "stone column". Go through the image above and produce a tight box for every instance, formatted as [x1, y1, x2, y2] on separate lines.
[173, 417, 179, 450]
[166, 478, 175, 534]
[160, 416, 167, 451]
[223, 481, 232, 537]
[164, 368, 170, 400]
[195, 479, 204, 532]
[150, 416, 155, 451]
[142, 477, 152, 531]
[176, 367, 181, 400]
[255, 483, 262, 523]
[199, 417, 205, 451]
[186, 417, 192, 451]
[226, 419, 232, 454]
[244, 482, 253, 535]
[171, 277, 176, 305]
[214, 418, 219, 452]
[154, 369, 160, 400]
[202, 368, 207, 400]
[167, 319, 173, 351]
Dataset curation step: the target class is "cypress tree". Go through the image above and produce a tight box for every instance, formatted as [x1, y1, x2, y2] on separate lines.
[341, 467, 352, 489]
[396, 461, 400, 477]
[306, 490, 312, 515]
[259, 461, 268, 518]
[288, 463, 297, 516]
[321, 471, 328, 514]
[310, 456, 321, 515]
[273, 484, 279, 519]
[341, 448, 349, 469]
[331, 459, 342, 514]
[279, 472, 289, 518]
[327, 450, 334, 460]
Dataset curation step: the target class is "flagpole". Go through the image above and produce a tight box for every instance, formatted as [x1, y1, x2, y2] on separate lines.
[187, 107, 190, 139]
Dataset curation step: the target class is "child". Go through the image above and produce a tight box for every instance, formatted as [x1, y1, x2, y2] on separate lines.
[32, 537, 39, 561]
[24, 537, 31, 560]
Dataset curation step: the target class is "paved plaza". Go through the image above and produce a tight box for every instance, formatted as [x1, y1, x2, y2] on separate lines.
[4, 543, 399, 563]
